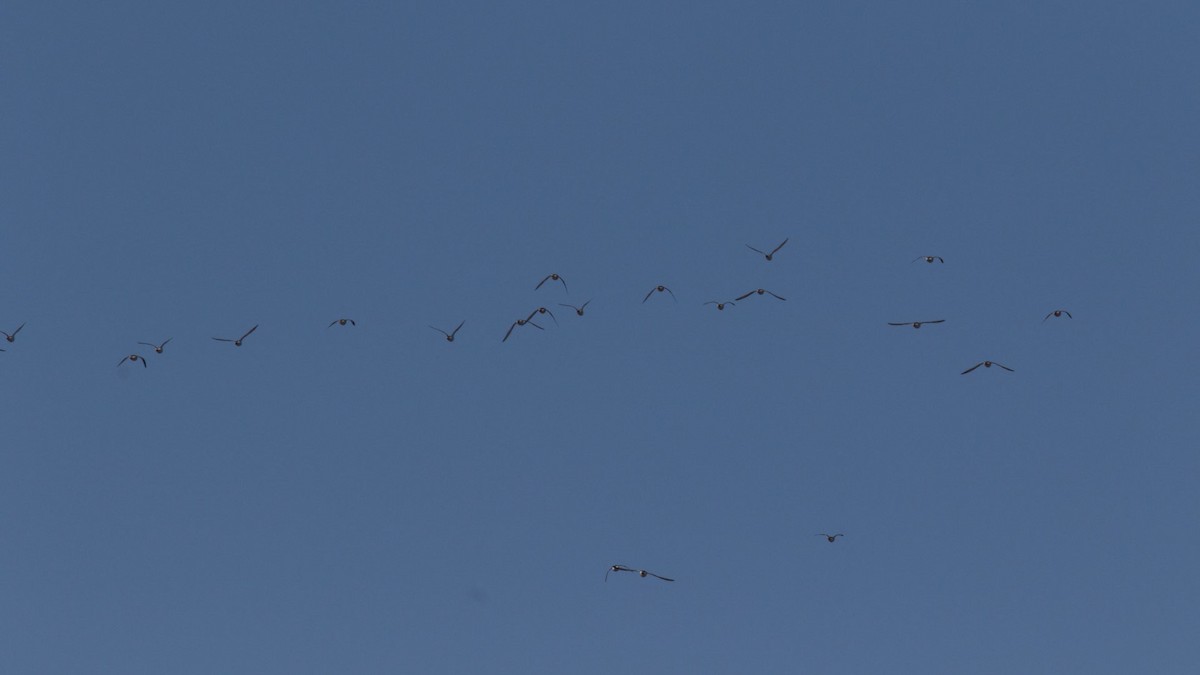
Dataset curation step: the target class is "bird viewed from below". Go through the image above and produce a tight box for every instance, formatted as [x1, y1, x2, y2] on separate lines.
[524, 306, 558, 326]
[734, 288, 786, 301]
[606, 564, 674, 582]
[502, 318, 543, 342]
[429, 320, 465, 342]
[2, 322, 26, 343]
[212, 325, 258, 347]
[558, 300, 591, 316]
[913, 255, 944, 264]
[118, 354, 147, 368]
[746, 237, 788, 261]
[137, 338, 172, 354]
[888, 320, 945, 329]
[961, 360, 1014, 374]
[1043, 309, 1073, 322]
[535, 273, 568, 292]
[328, 318, 356, 327]
[643, 285, 677, 303]
[704, 300, 736, 311]
[818, 533, 844, 543]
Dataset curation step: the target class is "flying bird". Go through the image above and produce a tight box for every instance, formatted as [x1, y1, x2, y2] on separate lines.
[2, 322, 26, 343]
[643, 285, 677, 303]
[558, 300, 592, 316]
[430, 320, 465, 342]
[818, 533, 844, 543]
[524, 306, 558, 326]
[746, 238, 789, 261]
[913, 256, 944, 264]
[212, 325, 258, 347]
[535, 273, 568, 292]
[961, 360, 1014, 374]
[118, 354, 147, 368]
[502, 318, 543, 343]
[704, 300, 736, 311]
[888, 320, 945, 329]
[734, 288, 786, 301]
[138, 338, 172, 354]
[328, 318, 356, 327]
[1042, 309, 1072, 322]
[606, 564, 674, 582]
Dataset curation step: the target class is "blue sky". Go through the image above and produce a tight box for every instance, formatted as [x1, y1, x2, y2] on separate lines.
[2, 1, 1198, 673]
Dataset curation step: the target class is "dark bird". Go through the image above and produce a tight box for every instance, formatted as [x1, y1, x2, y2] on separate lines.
[2, 322, 26, 343]
[888, 320, 945, 329]
[643, 285, 677, 303]
[818, 533, 844, 543]
[913, 255, 944, 264]
[961, 360, 1014, 374]
[535, 273, 568, 293]
[328, 318, 356, 327]
[704, 300, 736, 311]
[502, 318, 543, 343]
[606, 564, 673, 582]
[430, 320, 465, 342]
[118, 354, 147, 368]
[734, 288, 786, 301]
[746, 238, 788, 261]
[558, 300, 592, 316]
[1042, 309, 1073, 322]
[212, 325, 258, 347]
[137, 338, 172, 354]
[524, 306, 558, 326]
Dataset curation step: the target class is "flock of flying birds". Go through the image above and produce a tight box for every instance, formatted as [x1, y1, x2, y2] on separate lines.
[3, 239, 1075, 582]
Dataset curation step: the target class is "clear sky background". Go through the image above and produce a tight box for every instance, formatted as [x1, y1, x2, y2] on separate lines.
[2, 1, 1198, 673]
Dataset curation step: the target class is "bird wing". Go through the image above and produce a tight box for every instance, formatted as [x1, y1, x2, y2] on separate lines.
[1042, 312, 1054, 323]
[557, 276, 568, 293]
[451, 320, 465, 336]
[766, 290, 786, 300]
[535, 275, 551, 290]
[558, 303, 579, 311]
[528, 321, 544, 330]
[642, 289, 655, 303]
[328, 320, 338, 327]
[647, 572, 674, 582]
[139, 355, 147, 368]
[995, 362, 1015, 372]
[1063, 310, 1072, 318]
[212, 337, 233, 342]
[162, 338, 172, 347]
[429, 325, 449, 337]
[961, 363, 983, 374]
[935, 256, 944, 263]
[543, 307, 558, 325]
[137, 342, 157, 347]
[13, 322, 25, 336]
[734, 291, 754, 301]
[502, 323, 517, 342]
[926, 319, 945, 324]
[117, 356, 129, 366]
[664, 287, 676, 301]
[887, 322, 908, 326]
[240, 325, 259, 340]
[746, 244, 766, 255]
[770, 238, 789, 255]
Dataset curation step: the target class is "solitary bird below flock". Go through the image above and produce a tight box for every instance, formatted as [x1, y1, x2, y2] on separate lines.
[606, 565, 674, 582]
[746, 238, 788, 261]
[961, 360, 1014, 374]
[212, 325, 258, 347]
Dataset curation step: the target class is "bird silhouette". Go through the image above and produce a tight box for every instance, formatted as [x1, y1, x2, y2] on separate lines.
[961, 360, 1014, 374]
[558, 300, 592, 316]
[818, 533, 844, 543]
[1042, 309, 1072, 322]
[212, 325, 258, 347]
[502, 318, 543, 342]
[643, 285, 676, 303]
[912, 255, 944, 264]
[734, 288, 786, 301]
[430, 320, 465, 342]
[704, 300, 736, 311]
[535, 273, 568, 292]
[137, 338, 172, 354]
[746, 238, 788, 261]
[524, 307, 558, 326]
[2, 322, 26, 343]
[328, 318, 356, 327]
[606, 564, 673, 582]
[118, 354, 147, 368]
[888, 320, 945, 329]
